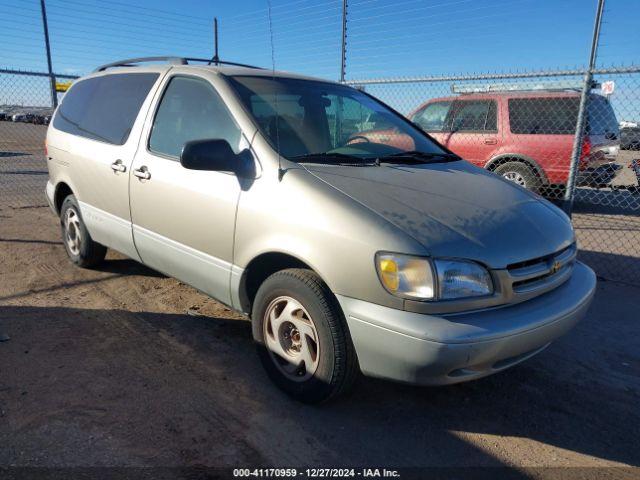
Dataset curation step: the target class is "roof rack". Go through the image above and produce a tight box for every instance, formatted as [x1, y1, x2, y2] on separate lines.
[451, 80, 600, 94]
[94, 56, 263, 72]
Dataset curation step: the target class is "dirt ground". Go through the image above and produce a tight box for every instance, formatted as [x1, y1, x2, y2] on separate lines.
[0, 205, 639, 473]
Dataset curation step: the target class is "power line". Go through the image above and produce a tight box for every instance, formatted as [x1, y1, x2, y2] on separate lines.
[227, 0, 339, 20]
[49, 0, 211, 24]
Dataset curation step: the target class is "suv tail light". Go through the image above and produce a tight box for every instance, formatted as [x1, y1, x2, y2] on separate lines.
[578, 137, 591, 169]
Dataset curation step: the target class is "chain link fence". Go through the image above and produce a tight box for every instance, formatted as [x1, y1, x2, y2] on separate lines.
[1, 65, 639, 285]
[346, 66, 640, 285]
[0, 69, 77, 209]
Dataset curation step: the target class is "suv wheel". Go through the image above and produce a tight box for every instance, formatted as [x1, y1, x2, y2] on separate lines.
[251, 268, 358, 403]
[60, 195, 107, 268]
[494, 161, 542, 194]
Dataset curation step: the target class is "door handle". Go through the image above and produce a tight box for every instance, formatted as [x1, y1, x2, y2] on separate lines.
[110, 160, 126, 173]
[484, 138, 498, 145]
[133, 166, 151, 180]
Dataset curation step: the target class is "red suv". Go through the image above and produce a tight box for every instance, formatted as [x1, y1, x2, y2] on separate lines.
[360, 90, 621, 196]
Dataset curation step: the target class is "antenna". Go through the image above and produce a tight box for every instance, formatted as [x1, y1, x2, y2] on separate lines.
[209, 17, 219, 65]
[266, 0, 284, 181]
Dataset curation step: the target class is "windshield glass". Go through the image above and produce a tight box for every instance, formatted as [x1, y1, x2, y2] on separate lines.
[227, 75, 448, 162]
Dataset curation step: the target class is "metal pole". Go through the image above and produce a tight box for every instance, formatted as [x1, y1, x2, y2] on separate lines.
[562, 0, 605, 216]
[340, 0, 347, 82]
[40, 0, 57, 108]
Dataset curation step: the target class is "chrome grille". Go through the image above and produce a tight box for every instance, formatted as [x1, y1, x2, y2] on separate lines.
[504, 243, 577, 299]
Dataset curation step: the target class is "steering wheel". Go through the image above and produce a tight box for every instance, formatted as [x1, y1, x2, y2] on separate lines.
[346, 135, 371, 145]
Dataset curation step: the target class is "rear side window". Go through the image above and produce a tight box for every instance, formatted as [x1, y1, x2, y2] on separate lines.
[586, 95, 619, 135]
[53, 73, 159, 145]
[508, 97, 579, 134]
[412, 101, 451, 131]
[449, 100, 497, 132]
[148, 76, 242, 158]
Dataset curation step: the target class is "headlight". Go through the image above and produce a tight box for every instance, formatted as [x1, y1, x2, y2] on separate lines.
[376, 253, 435, 299]
[433, 259, 493, 299]
[376, 253, 493, 301]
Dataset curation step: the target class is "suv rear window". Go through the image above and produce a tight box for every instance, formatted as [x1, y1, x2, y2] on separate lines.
[586, 95, 619, 136]
[508, 97, 578, 134]
[53, 73, 159, 145]
[508, 95, 619, 136]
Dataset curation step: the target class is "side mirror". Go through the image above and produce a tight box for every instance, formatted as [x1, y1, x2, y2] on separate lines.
[180, 139, 247, 174]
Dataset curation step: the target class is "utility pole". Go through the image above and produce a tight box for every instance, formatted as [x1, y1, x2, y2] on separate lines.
[562, 0, 605, 216]
[39, 0, 57, 107]
[340, 0, 348, 83]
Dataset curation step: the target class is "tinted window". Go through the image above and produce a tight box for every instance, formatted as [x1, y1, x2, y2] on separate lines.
[587, 95, 619, 136]
[53, 73, 158, 145]
[412, 101, 451, 131]
[508, 97, 579, 134]
[149, 76, 242, 158]
[450, 100, 497, 131]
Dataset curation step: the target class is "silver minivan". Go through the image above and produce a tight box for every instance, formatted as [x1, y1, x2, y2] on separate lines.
[45, 57, 596, 403]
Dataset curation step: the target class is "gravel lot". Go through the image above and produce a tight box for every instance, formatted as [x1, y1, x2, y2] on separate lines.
[1, 120, 639, 473]
[0, 205, 639, 472]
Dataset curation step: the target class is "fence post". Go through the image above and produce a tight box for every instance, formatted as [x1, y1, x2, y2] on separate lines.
[340, 0, 348, 83]
[562, 0, 605, 216]
[39, 0, 57, 108]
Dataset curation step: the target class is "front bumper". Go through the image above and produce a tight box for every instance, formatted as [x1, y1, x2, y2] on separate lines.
[338, 261, 596, 385]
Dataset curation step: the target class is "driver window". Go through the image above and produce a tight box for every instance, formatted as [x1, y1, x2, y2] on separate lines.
[149, 76, 242, 159]
[412, 101, 452, 132]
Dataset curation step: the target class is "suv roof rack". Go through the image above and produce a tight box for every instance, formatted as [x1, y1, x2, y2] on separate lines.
[94, 56, 263, 72]
[451, 80, 601, 95]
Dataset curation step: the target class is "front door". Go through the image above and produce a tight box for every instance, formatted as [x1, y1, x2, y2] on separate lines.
[444, 99, 499, 166]
[129, 73, 248, 305]
[411, 100, 453, 146]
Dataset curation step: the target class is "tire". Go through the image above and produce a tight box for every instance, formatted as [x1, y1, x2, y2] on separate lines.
[493, 161, 542, 195]
[251, 268, 358, 403]
[60, 195, 107, 268]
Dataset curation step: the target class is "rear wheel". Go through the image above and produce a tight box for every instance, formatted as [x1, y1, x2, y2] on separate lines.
[60, 195, 107, 268]
[251, 268, 358, 403]
[494, 161, 542, 195]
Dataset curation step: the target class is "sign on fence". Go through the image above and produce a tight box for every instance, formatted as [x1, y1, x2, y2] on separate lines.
[601, 80, 615, 95]
[55, 81, 73, 92]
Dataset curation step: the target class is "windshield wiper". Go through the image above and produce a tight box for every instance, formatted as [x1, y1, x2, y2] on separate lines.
[378, 151, 459, 164]
[290, 152, 379, 166]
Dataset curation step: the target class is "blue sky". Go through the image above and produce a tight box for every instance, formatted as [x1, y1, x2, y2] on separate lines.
[1, 0, 639, 117]
[1, 0, 639, 79]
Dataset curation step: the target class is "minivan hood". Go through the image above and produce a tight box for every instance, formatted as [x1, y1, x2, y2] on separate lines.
[304, 160, 574, 268]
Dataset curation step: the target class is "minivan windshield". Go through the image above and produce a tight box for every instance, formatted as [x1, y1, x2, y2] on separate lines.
[227, 75, 450, 163]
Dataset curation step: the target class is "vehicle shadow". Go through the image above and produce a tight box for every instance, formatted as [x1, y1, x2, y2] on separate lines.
[92, 258, 166, 278]
[1, 170, 48, 175]
[1, 288, 637, 468]
[577, 250, 640, 287]
[0, 151, 31, 158]
[0, 237, 63, 245]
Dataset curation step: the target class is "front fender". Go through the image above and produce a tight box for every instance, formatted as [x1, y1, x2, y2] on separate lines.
[232, 167, 426, 311]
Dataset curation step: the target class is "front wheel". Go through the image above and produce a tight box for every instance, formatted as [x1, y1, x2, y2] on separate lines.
[251, 269, 358, 403]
